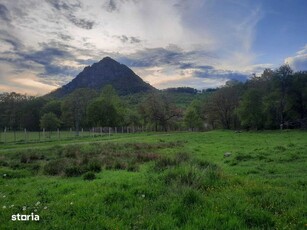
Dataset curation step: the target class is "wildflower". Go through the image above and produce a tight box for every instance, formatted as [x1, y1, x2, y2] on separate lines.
[35, 201, 40, 206]
[141, 194, 145, 198]
[22, 206, 26, 211]
[2, 205, 6, 209]
[3, 174, 6, 177]
[70, 202, 73, 205]
[44, 206, 47, 210]
[2, 195, 6, 198]
[9, 204, 14, 208]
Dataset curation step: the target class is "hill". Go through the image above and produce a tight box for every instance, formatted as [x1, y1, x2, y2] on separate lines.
[47, 57, 155, 98]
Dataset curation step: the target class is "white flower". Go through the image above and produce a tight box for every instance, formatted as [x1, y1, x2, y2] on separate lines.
[35, 201, 40, 206]
[141, 194, 145, 198]
[70, 202, 73, 205]
[9, 204, 14, 208]
[3, 174, 6, 177]
[2, 205, 6, 209]
[44, 206, 47, 210]
[2, 195, 6, 198]
[22, 206, 26, 211]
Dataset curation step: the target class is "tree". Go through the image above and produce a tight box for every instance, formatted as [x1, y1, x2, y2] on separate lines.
[0, 92, 30, 130]
[273, 64, 293, 125]
[41, 100, 62, 118]
[139, 93, 181, 131]
[61, 88, 98, 135]
[87, 85, 124, 127]
[237, 89, 264, 130]
[21, 97, 47, 131]
[40, 113, 61, 131]
[184, 100, 203, 130]
[209, 85, 242, 129]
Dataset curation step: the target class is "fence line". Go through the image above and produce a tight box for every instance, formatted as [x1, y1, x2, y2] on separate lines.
[0, 126, 152, 144]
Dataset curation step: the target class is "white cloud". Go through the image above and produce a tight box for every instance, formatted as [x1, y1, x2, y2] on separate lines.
[285, 45, 307, 71]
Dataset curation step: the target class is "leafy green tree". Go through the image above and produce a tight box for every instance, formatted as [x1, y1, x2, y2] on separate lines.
[184, 100, 203, 130]
[61, 88, 98, 134]
[209, 85, 242, 129]
[20, 97, 47, 131]
[41, 100, 62, 118]
[40, 112, 61, 131]
[139, 93, 181, 131]
[237, 89, 264, 130]
[0, 92, 30, 130]
[87, 85, 124, 127]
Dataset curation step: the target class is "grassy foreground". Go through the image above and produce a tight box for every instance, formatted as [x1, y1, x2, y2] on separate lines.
[0, 130, 306, 229]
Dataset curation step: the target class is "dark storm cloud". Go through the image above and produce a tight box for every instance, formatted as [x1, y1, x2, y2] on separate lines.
[0, 3, 10, 22]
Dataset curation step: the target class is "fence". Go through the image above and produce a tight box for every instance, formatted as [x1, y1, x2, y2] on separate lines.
[0, 126, 146, 144]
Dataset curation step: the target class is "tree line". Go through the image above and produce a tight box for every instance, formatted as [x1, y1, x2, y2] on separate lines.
[0, 64, 306, 132]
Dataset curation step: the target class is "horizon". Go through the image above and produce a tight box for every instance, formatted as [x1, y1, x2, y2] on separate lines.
[1, 0, 307, 95]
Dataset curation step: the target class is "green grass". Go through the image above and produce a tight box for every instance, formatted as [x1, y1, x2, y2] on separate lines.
[0, 130, 306, 229]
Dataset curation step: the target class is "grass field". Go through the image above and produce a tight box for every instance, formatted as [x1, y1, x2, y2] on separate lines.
[0, 130, 306, 229]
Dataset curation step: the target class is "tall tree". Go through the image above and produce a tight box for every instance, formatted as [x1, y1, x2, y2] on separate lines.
[209, 84, 242, 129]
[237, 89, 264, 130]
[87, 86, 124, 127]
[61, 88, 98, 135]
[139, 93, 181, 131]
[184, 100, 203, 131]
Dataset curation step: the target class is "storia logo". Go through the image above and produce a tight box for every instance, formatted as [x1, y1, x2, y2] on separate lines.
[11, 213, 40, 221]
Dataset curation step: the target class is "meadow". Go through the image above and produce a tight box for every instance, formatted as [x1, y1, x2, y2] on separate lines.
[0, 130, 306, 229]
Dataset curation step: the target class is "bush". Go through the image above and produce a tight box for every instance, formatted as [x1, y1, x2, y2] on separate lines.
[83, 172, 96, 181]
[44, 159, 68, 176]
[65, 166, 84, 177]
[87, 161, 101, 172]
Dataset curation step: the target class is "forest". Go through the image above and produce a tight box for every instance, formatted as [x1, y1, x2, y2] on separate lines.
[0, 64, 306, 132]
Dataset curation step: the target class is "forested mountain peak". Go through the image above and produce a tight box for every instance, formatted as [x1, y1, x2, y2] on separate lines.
[47, 57, 155, 98]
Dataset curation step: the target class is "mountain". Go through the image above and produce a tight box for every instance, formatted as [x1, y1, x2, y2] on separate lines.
[47, 57, 155, 98]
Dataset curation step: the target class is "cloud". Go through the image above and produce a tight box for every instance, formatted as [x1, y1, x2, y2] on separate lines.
[0, 3, 11, 22]
[0, 0, 271, 94]
[285, 45, 307, 71]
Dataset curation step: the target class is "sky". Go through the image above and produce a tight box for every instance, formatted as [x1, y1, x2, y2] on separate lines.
[0, 0, 307, 95]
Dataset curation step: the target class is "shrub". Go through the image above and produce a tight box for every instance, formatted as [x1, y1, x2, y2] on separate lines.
[87, 161, 101, 172]
[83, 172, 96, 180]
[65, 166, 84, 177]
[44, 159, 68, 176]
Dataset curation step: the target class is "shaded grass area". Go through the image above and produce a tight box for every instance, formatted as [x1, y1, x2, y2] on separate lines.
[0, 130, 306, 229]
